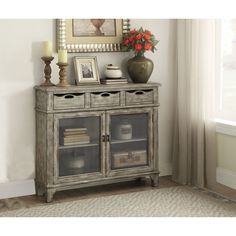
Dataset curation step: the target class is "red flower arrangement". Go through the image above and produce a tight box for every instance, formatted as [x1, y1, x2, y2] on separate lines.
[122, 27, 159, 57]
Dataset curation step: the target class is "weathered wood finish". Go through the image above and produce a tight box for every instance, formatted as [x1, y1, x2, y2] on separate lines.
[125, 89, 154, 105]
[35, 112, 47, 193]
[35, 83, 160, 202]
[36, 90, 54, 112]
[90, 91, 120, 108]
[41, 56, 55, 86]
[153, 107, 159, 171]
[53, 93, 85, 110]
[56, 62, 70, 87]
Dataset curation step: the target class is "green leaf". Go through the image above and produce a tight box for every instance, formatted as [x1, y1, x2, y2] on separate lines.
[121, 45, 129, 51]
[153, 40, 159, 46]
[139, 27, 144, 33]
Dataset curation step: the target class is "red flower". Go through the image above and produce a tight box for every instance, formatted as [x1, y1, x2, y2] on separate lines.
[145, 30, 152, 35]
[144, 43, 152, 51]
[121, 27, 158, 55]
[134, 43, 142, 51]
[143, 34, 151, 41]
[129, 36, 135, 42]
[135, 33, 142, 40]
[123, 39, 129, 45]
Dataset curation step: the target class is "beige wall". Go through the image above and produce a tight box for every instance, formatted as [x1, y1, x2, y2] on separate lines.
[217, 133, 236, 172]
[0, 19, 177, 183]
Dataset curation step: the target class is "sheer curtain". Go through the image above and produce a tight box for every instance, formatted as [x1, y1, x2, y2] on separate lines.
[172, 19, 218, 190]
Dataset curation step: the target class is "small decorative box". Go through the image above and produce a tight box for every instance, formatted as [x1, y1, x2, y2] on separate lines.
[112, 150, 147, 168]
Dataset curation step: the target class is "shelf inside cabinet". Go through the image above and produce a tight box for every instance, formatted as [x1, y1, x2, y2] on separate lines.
[59, 142, 99, 149]
[111, 137, 147, 144]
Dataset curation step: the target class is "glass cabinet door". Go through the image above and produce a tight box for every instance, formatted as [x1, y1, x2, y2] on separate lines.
[54, 112, 104, 179]
[107, 109, 153, 173]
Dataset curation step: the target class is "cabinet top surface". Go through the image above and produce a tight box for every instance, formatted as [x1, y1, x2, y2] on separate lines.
[35, 82, 161, 92]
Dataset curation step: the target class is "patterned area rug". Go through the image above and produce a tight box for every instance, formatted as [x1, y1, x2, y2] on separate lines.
[0, 186, 236, 217]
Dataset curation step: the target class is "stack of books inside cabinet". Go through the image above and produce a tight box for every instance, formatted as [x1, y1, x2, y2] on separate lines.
[63, 128, 90, 146]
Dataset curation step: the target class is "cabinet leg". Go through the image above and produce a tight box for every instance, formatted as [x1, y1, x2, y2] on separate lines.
[150, 174, 159, 187]
[46, 189, 55, 203]
[36, 186, 45, 197]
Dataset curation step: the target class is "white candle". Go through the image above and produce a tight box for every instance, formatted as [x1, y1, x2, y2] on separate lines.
[58, 50, 68, 63]
[43, 41, 52, 57]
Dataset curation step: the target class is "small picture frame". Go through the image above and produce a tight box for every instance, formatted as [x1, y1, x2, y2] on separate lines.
[74, 56, 100, 85]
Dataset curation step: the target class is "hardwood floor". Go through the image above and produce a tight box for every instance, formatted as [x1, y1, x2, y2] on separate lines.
[0, 176, 179, 213]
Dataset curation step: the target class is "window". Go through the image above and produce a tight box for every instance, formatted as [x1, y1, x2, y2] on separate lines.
[216, 19, 236, 122]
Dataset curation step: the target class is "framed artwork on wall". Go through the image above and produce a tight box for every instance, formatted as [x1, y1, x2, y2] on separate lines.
[74, 56, 100, 85]
[57, 19, 130, 52]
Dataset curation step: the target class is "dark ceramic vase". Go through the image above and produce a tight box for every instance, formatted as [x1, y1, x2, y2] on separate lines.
[127, 55, 154, 83]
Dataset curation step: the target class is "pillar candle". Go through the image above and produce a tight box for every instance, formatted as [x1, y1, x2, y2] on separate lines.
[58, 50, 68, 63]
[43, 41, 52, 57]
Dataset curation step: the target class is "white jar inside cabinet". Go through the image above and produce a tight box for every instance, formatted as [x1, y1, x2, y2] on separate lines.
[115, 118, 132, 140]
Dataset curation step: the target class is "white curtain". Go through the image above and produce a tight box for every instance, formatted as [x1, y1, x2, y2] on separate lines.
[173, 19, 218, 190]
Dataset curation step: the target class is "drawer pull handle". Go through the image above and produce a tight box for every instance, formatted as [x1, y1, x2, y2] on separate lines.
[54, 93, 84, 98]
[135, 91, 145, 95]
[101, 93, 110, 97]
[64, 94, 74, 99]
[127, 89, 152, 94]
[92, 91, 119, 95]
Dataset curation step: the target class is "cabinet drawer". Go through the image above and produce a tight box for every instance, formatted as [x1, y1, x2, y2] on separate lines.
[54, 93, 85, 110]
[125, 89, 154, 105]
[90, 91, 120, 108]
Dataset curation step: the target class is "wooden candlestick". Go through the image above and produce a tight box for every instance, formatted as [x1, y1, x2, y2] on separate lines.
[41, 56, 55, 86]
[56, 62, 70, 87]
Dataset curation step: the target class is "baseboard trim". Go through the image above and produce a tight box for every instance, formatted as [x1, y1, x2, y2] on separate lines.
[159, 162, 172, 176]
[216, 167, 236, 190]
[0, 179, 35, 200]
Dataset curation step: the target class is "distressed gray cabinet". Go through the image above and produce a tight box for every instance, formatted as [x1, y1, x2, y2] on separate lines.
[35, 83, 160, 202]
